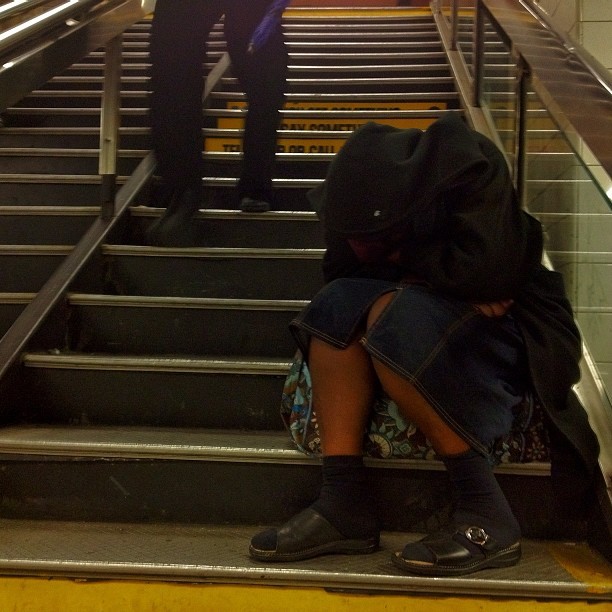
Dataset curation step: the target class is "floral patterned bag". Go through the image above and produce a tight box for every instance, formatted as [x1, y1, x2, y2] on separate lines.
[280, 350, 550, 465]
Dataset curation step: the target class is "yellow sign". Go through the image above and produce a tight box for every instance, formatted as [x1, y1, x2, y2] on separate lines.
[206, 137, 347, 153]
[216, 117, 438, 131]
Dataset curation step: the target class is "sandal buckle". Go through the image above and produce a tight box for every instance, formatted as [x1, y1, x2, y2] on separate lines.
[464, 526, 490, 546]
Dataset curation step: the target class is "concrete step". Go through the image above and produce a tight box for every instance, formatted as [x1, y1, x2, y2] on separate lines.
[0, 518, 608, 602]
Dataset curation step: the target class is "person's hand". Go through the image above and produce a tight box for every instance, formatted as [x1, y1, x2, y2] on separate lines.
[472, 299, 514, 317]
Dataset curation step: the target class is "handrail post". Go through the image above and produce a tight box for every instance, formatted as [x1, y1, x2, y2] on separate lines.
[473, 0, 485, 108]
[513, 56, 529, 207]
[99, 33, 123, 219]
[450, 0, 459, 51]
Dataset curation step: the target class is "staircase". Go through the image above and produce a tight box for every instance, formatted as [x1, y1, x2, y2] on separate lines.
[0, 4, 610, 607]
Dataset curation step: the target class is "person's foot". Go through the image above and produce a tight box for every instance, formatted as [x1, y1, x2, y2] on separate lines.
[146, 187, 202, 247]
[239, 196, 271, 213]
[392, 524, 521, 576]
[249, 507, 379, 562]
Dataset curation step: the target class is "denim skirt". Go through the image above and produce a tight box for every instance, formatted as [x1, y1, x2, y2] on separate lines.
[290, 277, 529, 455]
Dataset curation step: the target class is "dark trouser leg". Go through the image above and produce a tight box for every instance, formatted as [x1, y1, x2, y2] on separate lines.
[149, 0, 222, 190]
[224, 2, 288, 203]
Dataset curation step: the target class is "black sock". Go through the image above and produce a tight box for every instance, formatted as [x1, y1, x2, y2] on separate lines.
[443, 448, 520, 546]
[310, 455, 379, 540]
[400, 449, 520, 563]
[251, 455, 378, 552]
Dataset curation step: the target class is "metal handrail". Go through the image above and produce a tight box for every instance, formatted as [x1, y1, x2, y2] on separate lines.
[0, 0, 55, 21]
[0, 0, 157, 380]
[0, 0, 155, 113]
[0, 0, 105, 56]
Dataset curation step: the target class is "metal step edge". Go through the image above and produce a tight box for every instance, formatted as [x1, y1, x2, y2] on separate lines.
[260, 8, 433, 18]
[0, 206, 99, 215]
[0, 425, 549, 475]
[39, 74, 455, 87]
[99, 245, 325, 259]
[81, 50, 451, 61]
[210, 92, 459, 101]
[222, 76, 455, 86]
[66, 294, 309, 311]
[0, 126, 148, 135]
[0, 292, 35, 304]
[0, 175, 318, 188]
[0, 148, 146, 157]
[7, 95, 455, 114]
[0, 245, 72, 255]
[0, 173, 118, 184]
[0, 292, 308, 311]
[205, 109, 453, 119]
[130, 207, 318, 222]
[210, 32, 441, 41]
[5, 106, 149, 114]
[21, 353, 292, 374]
[212, 41, 444, 50]
[202, 177, 321, 189]
[273, 24, 438, 32]
[0, 521, 607, 600]
[61, 62, 450, 73]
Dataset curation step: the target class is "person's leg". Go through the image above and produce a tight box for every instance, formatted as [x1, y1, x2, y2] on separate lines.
[249, 336, 380, 561]
[149, 0, 220, 190]
[366, 294, 521, 575]
[147, 1, 223, 246]
[223, 1, 288, 209]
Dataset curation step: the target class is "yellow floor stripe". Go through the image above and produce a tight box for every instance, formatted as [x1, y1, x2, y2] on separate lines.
[547, 542, 612, 594]
[1, 579, 611, 612]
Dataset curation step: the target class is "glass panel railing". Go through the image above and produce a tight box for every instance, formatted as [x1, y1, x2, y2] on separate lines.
[456, 0, 476, 76]
[435, 0, 612, 405]
[478, 13, 518, 166]
[439, 0, 452, 28]
[522, 88, 612, 400]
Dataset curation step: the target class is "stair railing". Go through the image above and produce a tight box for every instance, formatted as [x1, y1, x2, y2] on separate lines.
[0, 0, 235, 386]
[434, 0, 612, 540]
[0, 0, 157, 380]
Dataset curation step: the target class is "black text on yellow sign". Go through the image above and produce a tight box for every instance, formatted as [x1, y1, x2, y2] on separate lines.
[216, 117, 439, 132]
[206, 138, 347, 153]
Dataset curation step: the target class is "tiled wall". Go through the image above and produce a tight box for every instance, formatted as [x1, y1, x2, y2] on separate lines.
[533, 0, 612, 73]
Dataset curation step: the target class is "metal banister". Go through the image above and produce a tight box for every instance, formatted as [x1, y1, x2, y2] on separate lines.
[0, 0, 155, 113]
[0, 0, 107, 57]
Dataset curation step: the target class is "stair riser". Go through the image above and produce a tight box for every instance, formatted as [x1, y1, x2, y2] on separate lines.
[0, 215, 96, 244]
[68, 305, 301, 357]
[0, 303, 25, 337]
[104, 256, 324, 300]
[0, 133, 150, 149]
[128, 216, 324, 249]
[0, 183, 312, 210]
[0, 155, 144, 175]
[0, 457, 556, 537]
[16, 367, 288, 429]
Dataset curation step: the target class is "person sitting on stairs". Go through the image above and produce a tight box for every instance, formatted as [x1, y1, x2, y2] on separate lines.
[249, 113, 599, 576]
[147, 0, 289, 247]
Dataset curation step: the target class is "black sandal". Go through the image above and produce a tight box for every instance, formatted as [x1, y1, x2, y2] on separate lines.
[392, 525, 521, 576]
[249, 508, 379, 562]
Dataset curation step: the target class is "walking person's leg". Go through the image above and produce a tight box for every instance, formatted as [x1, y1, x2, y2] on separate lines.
[223, 1, 288, 211]
[147, 1, 222, 245]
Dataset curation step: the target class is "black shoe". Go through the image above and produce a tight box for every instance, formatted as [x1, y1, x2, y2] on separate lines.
[239, 196, 271, 213]
[392, 525, 521, 576]
[249, 508, 379, 562]
[146, 187, 202, 247]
